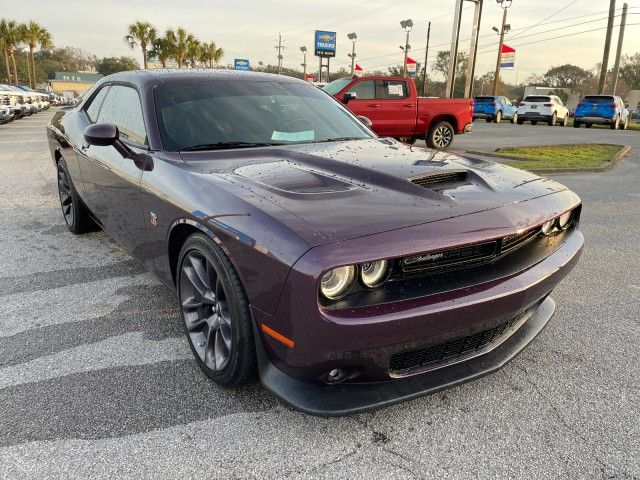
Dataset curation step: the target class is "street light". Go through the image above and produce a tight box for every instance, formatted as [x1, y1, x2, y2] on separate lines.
[347, 32, 357, 76]
[400, 19, 413, 77]
[300, 46, 307, 78]
[492, 0, 513, 94]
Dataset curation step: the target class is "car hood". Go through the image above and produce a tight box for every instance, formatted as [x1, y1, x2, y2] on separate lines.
[182, 139, 567, 245]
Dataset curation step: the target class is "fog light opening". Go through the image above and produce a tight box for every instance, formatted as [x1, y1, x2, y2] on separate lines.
[326, 368, 349, 384]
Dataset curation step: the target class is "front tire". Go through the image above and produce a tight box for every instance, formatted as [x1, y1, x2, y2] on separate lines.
[561, 114, 568, 127]
[494, 111, 502, 123]
[56, 157, 95, 234]
[177, 233, 257, 387]
[426, 121, 454, 150]
[511, 113, 518, 124]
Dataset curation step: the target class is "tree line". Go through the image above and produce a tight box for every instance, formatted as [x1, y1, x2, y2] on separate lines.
[0, 19, 51, 87]
[125, 21, 224, 69]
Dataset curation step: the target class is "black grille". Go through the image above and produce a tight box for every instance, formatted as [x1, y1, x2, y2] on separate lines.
[401, 241, 498, 274]
[501, 227, 539, 252]
[410, 170, 468, 188]
[389, 314, 522, 374]
[1, 95, 9, 106]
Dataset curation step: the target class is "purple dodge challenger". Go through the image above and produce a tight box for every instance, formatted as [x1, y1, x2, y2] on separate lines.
[47, 70, 583, 415]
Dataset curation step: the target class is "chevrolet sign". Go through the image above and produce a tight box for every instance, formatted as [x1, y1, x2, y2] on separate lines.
[315, 30, 336, 57]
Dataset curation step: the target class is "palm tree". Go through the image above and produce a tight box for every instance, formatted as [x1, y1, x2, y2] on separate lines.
[149, 35, 174, 68]
[201, 42, 224, 69]
[186, 39, 201, 69]
[0, 20, 22, 84]
[165, 27, 194, 68]
[125, 21, 156, 69]
[21, 21, 52, 88]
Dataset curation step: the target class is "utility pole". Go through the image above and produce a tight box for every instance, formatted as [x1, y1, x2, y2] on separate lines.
[598, 0, 616, 94]
[400, 19, 413, 77]
[492, 4, 509, 95]
[275, 34, 284, 75]
[300, 46, 307, 79]
[465, 0, 483, 98]
[445, 0, 464, 98]
[421, 21, 431, 97]
[347, 33, 357, 76]
[611, 2, 627, 94]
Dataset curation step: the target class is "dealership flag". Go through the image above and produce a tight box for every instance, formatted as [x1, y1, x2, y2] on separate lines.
[354, 63, 364, 74]
[406, 57, 417, 77]
[305, 73, 314, 82]
[500, 44, 516, 69]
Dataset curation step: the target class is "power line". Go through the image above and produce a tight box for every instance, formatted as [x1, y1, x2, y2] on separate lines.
[509, 0, 580, 41]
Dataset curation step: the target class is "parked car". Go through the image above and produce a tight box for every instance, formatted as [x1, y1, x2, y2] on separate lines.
[0, 84, 29, 118]
[47, 70, 583, 415]
[473, 95, 518, 123]
[517, 95, 569, 126]
[0, 105, 14, 123]
[15, 85, 51, 110]
[323, 76, 473, 149]
[574, 95, 630, 130]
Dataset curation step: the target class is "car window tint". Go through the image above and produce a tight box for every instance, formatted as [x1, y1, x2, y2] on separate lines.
[85, 87, 109, 122]
[97, 85, 147, 145]
[348, 81, 375, 100]
[524, 96, 550, 103]
[380, 80, 408, 99]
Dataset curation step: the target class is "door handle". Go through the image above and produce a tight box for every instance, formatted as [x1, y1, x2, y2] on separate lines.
[402, 104, 415, 108]
[368, 104, 380, 108]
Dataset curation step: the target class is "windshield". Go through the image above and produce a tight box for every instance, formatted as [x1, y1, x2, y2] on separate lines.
[583, 96, 614, 103]
[155, 79, 373, 151]
[524, 96, 551, 103]
[322, 78, 353, 96]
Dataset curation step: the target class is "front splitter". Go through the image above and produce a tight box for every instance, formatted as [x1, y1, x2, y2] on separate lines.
[256, 296, 556, 417]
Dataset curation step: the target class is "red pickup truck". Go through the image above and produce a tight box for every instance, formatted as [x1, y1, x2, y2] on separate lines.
[323, 76, 473, 150]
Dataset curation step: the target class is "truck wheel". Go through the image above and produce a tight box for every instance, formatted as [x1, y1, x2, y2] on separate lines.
[494, 111, 502, 123]
[511, 113, 518, 124]
[426, 121, 454, 150]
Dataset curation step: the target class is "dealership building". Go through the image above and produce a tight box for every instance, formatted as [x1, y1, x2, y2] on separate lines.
[48, 71, 103, 96]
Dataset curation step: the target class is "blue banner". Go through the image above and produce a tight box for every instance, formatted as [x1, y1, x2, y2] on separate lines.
[314, 30, 336, 57]
[234, 59, 250, 71]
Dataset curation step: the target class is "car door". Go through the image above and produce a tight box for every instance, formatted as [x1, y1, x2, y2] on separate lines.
[374, 79, 415, 137]
[77, 84, 148, 254]
[341, 80, 381, 126]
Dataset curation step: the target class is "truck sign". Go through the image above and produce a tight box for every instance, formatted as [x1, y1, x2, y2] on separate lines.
[314, 30, 336, 57]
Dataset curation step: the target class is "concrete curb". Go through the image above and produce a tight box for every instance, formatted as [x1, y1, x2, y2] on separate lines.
[463, 144, 632, 175]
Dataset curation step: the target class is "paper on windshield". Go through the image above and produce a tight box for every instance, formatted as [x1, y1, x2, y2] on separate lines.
[271, 130, 315, 142]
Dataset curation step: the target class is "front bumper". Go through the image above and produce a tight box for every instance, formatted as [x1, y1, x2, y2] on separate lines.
[257, 296, 556, 416]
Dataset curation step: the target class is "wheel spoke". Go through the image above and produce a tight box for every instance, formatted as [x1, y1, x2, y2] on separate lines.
[183, 264, 207, 297]
[189, 254, 211, 290]
[203, 325, 216, 370]
[182, 295, 203, 309]
[214, 329, 230, 370]
[218, 300, 232, 326]
[186, 315, 207, 332]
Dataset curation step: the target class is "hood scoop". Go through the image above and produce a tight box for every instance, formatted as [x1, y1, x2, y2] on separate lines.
[410, 170, 468, 189]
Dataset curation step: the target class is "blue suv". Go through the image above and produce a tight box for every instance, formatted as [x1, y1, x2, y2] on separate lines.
[574, 95, 630, 130]
[473, 96, 518, 123]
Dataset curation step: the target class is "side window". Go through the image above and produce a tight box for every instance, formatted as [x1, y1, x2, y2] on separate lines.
[85, 87, 109, 123]
[503, 97, 511, 105]
[97, 85, 147, 145]
[347, 81, 375, 100]
[380, 80, 408, 99]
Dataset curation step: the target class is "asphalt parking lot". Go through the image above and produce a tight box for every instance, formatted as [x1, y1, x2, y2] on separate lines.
[0, 110, 639, 479]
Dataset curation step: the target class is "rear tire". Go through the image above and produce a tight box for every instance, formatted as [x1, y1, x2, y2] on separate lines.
[485, 118, 492, 123]
[548, 112, 556, 127]
[56, 157, 96, 234]
[177, 233, 257, 387]
[517, 119, 524, 125]
[573, 120, 581, 128]
[610, 116, 619, 130]
[586, 123, 593, 128]
[426, 121, 454, 150]
[531, 121, 538, 126]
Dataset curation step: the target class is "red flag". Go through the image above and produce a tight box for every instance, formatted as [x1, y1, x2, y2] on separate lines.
[355, 64, 363, 72]
[501, 44, 515, 53]
[406, 57, 417, 64]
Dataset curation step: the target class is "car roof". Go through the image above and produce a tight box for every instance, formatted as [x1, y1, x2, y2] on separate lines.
[98, 69, 308, 89]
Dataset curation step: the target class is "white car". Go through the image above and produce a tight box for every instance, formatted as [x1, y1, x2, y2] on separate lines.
[516, 95, 569, 127]
[0, 84, 29, 118]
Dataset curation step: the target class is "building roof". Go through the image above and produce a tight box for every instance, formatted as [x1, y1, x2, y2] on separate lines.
[52, 71, 104, 83]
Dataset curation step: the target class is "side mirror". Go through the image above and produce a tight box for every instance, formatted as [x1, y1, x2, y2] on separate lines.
[84, 123, 118, 146]
[343, 92, 357, 103]
[357, 115, 373, 128]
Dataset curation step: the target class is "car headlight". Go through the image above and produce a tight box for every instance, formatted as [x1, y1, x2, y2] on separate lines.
[360, 260, 389, 288]
[558, 211, 572, 230]
[541, 219, 556, 235]
[320, 265, 355, 300]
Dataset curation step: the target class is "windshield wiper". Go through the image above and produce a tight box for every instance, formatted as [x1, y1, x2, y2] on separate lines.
[179, 141, 281, 152]
[313, 137, 365, 143]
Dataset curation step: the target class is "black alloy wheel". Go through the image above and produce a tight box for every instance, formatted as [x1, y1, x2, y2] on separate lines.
[57, 163, 74, 227]
[56, 158, 94, 234]
[177, 233, 256, 386]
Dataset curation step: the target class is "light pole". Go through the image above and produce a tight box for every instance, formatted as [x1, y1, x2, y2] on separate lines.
[300, 46, 307, 79]
[347, 33, 357, 76]
[400, 19, 413, 77]
[492, 0, 512, 95]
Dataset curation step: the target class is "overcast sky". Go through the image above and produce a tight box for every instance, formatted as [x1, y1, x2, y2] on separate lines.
[10, 0, 640, 81]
